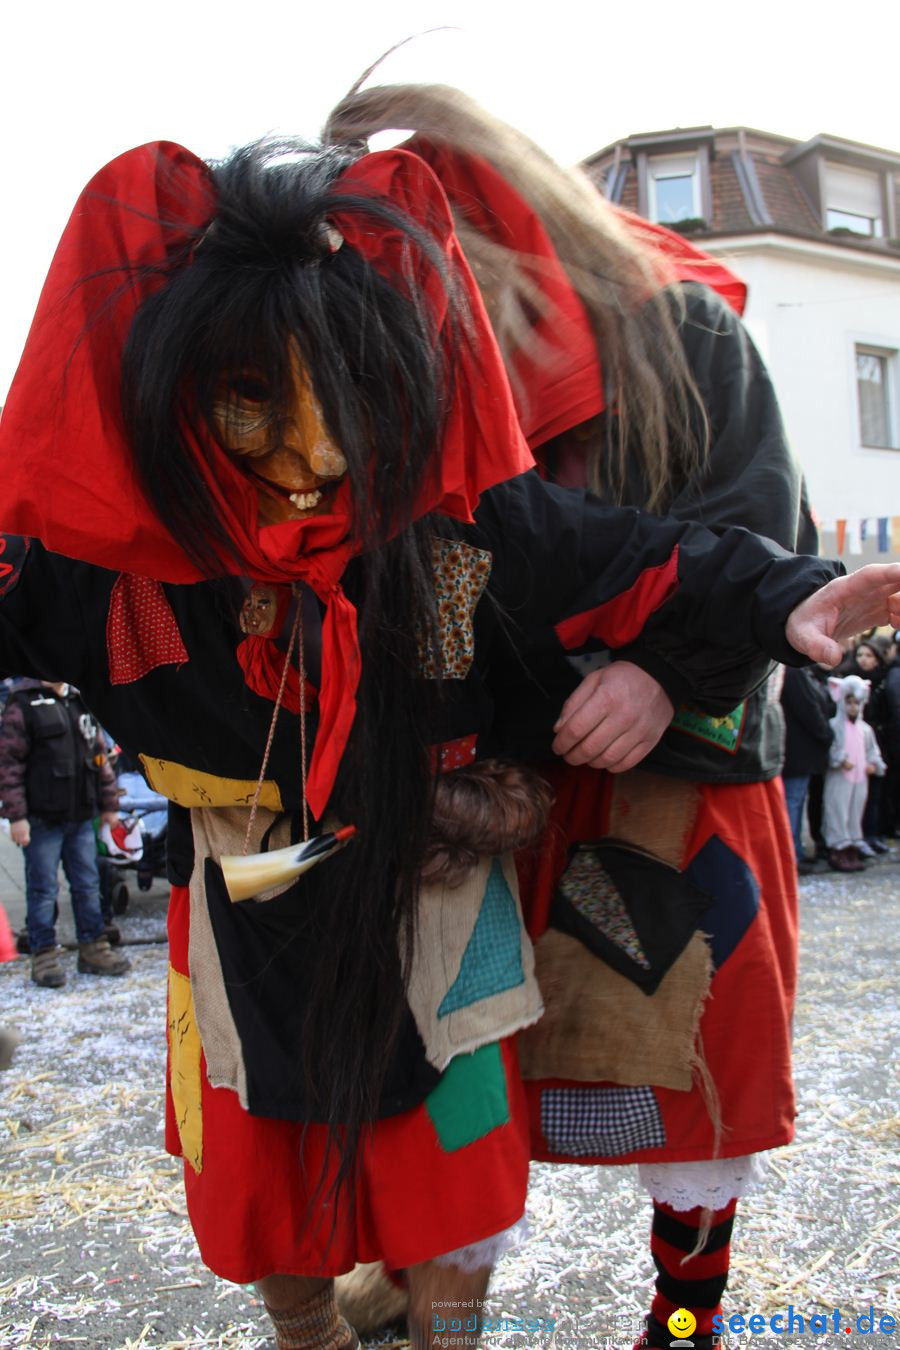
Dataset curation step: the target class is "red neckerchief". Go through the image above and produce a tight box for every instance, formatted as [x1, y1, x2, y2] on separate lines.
[0, 142, 533, 817]
[405, 139, 747, 450]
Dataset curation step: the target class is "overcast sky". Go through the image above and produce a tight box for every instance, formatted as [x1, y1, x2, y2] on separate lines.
[3, 0, 898, 401]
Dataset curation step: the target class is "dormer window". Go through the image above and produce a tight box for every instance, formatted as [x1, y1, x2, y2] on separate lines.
[824, 162, 883, 237]
[648, 153, 701, 225]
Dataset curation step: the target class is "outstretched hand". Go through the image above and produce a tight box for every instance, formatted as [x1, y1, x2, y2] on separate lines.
[552, 660, 675, 771]
[785, 564, 900, 666]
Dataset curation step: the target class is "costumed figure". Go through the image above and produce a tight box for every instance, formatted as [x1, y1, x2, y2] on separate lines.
[0, 101, 899, 1349]
[823, 674, 886, 872]
[322, 83, 889, 1348]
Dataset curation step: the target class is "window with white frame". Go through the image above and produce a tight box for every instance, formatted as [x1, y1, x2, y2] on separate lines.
[855, 345, 897, 449]
[825, 163, 883, 236]
[648, 154, 701, 224]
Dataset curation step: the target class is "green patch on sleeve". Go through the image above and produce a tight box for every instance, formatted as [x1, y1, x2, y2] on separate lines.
[425, 1042, 510, 1152]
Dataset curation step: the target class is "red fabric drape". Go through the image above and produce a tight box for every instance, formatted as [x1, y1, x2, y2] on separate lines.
[0, 143, 533, 817]
[405, 139, 747, 452]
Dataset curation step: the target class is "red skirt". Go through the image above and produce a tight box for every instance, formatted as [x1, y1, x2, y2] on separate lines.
[517, 770, 797, 1165]
[164, 885, 529, 1282]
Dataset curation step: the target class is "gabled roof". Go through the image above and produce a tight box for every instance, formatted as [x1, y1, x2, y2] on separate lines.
[583, 126, 900, 256]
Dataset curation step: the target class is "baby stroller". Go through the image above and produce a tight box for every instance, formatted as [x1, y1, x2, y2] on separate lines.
[98, 752, 168, 916]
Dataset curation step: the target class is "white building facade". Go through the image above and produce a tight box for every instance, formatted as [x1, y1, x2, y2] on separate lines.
[584, 129, 900, 561]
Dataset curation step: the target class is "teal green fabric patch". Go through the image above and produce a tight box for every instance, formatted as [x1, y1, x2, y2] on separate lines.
[425, 1043, 510, 1151]
[437, 858, 524, 1018]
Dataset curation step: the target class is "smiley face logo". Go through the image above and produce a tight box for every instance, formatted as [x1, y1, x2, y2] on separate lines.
[667, 1308, 697, 1340]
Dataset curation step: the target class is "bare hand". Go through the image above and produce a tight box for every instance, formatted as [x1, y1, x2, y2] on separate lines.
[842, 759, 854, 771]
[552, 661, 675, 771]
[785, 564, 900, 667]
[10, 819, 30, 847]
[100, 812, 120, 827]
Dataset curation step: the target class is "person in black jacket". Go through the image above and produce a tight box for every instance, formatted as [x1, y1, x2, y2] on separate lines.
[0, 680, 130, 987]
[882, 631, 900, 837]
[780, 666, 834, 872]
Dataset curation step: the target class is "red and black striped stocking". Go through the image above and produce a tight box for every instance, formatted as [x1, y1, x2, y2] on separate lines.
[639, 1199, 737, 1348]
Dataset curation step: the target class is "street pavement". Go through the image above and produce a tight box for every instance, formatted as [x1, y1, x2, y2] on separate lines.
[0, 832, 897, 1349]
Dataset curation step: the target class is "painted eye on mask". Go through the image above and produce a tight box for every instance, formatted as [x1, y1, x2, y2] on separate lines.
[213, 372, 278, 454]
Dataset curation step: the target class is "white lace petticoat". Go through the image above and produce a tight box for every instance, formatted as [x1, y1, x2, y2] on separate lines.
[637, 1154, 766, 1211]
[433, 1218, 529, 1272]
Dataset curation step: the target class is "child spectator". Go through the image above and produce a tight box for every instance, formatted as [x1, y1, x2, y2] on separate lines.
[824, 675, 886, 871]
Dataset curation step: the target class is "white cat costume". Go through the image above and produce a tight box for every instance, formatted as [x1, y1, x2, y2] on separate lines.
[823, 674, 886, 852]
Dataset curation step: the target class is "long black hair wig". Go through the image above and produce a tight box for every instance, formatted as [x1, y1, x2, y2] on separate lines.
[119, 138, 472, 1201]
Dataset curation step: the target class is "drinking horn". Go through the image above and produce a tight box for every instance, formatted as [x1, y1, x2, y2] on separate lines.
[220, 825, 356, 903]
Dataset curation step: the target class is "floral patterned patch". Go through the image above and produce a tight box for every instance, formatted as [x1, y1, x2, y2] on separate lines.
[559, 848, 651, 969]
[420, 539, 492, 679]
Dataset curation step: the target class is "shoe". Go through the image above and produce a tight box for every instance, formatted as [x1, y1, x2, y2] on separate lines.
[797, 858, 816, 875]
[31, 946, 66, 988]
[828, 848, 857, 873]
[867, 838, 890, 854]
[0, 1027, 21, 1070]
[845, 847, 867, 872]
[856, 841, 876, 859]
[77, 938, 131, 977]
[15, 928, 30, 955]
[102, 922, 122, 947]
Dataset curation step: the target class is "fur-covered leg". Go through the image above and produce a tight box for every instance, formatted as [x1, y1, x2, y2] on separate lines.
[406, 1257, 491, 1349]
[334, 1262, 408, 1336]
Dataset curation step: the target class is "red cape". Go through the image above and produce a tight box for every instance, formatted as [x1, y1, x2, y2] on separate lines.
[405, 139, 747, 449]
[0, 143, 533, 816]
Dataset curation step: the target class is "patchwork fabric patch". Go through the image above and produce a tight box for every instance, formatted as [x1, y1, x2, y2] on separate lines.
[671, 701, 747, 754]
[438, 858, 525, 1017]
[551, 841, 712, 994]
[426, 1043, 510, 1152]
[430, 733, 479, 774]
[558, 849, 650, 969]
[685, 834, 760, 968]
[107, 573, 189, 684]
[540, 1085, 665, 1157]
[140, 755, 284, 811]
[167, 966, 203, 1174]
[420, 539, 492, 679]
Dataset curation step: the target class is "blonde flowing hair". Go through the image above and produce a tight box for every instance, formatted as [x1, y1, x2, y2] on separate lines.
[325, 81, 708, 511]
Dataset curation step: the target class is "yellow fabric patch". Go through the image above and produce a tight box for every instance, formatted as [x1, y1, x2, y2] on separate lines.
[140, 755, 284, 811]
[167, 966, 203, 1174]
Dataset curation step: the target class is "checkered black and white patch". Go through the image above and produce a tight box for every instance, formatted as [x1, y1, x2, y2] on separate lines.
[540, 1085, 665, 1157]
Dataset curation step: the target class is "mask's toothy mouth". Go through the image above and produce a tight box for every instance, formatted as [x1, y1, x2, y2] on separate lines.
[248, 469, 337, 518]
[289, 488, 323, 511]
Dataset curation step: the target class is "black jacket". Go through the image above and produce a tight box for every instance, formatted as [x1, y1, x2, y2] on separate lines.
[0, 680, 117, 823]
[780, 667, 834, 777]
[539, 284, 824, 783]
[0, 474, 839, 1119]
